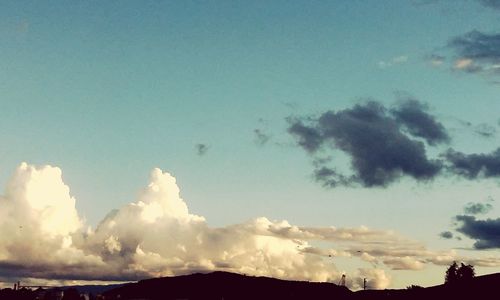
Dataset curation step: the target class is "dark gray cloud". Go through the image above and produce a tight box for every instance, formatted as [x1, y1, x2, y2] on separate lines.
[450, 30, 500, 61]
[439, 231, 454, 239]
[444, 148, 500, 179]
[288, 100, 445, 187]
[464, 202, 493, 215]
[287, 119, 323, 153]
[415, 0, 500, 10]
[449, 30, 500, 74]
[478, 0, 500, 9]
[313, 166, 356, 188]
[195, 143, 209, 156]
[390, 98, 450, 145]
[0, 261, 141, 282]
[411, 0, 439, 6]
[254, 129, 271, 146]
[455, 215, 500, 249]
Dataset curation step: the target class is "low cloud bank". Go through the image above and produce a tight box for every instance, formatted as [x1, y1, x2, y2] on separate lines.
[1, 163, 500, 288]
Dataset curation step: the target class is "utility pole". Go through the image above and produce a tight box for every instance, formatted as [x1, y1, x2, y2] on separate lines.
[338, 274, 346, 287]
[363, 278, 367, 290]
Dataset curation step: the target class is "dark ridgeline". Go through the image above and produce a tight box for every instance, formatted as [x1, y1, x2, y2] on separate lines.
[2, 271, 500, 300]
[104, 271, 500, 300]
[103, 271, 352, 300]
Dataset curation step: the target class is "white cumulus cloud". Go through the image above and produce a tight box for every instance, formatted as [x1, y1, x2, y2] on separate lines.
[1, 163, 500, 289]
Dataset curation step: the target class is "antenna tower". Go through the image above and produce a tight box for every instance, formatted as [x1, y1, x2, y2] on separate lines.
[338, 274, 346, 286]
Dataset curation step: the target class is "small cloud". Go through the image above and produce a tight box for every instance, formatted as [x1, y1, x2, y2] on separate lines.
[378, 61, 390, 68]
[440, 231, 454, 239]
[411, 0, 439, 6]
[455, 215, 500, 249]
[254, 129, 271, 146]
[282, 102, 299, 110]
[453, 58, 483, 73]
[195, 143, 209, 156]
[448, 30, 500, 77]
[313, 166, 355, 188]
[464, 202, 493, 215]
[378, 55, 409, 69]
[454, 119, 496, 137]
[478, 0, 500, 10]
[454, 58, 473, 69]
[473, 123, 497, 138]
[415, 0, 500, 11]
[444, 148, 500, 179]
[393, 55, 409, 64]
[427, 54, 445, 67]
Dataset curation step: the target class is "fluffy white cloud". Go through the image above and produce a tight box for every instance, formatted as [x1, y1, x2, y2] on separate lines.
[80, 170, 338, 282]
[4, 162, 81, 236]
[0, 164, 339, 284]
[1, 163, 500, 289]
[0, 163, 104, 280]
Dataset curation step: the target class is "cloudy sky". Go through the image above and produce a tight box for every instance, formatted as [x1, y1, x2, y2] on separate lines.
[1, 0, 500, 290]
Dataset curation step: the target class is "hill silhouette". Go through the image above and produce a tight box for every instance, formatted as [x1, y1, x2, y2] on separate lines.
[102, 271, 500, 300]
[65, 283, 124, 295]
[103, 271, 351, 300]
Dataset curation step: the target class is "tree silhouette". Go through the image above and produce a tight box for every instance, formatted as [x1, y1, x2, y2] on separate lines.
[457, 263, 475, 282]
[445, 261, 458, 284]
[445, 261, 475, 284]
[62, 288, 81, 300]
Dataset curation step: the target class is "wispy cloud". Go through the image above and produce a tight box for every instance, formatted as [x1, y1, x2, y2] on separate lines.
[473, 123, 497, 138]
[427, 54, 445, 67]
[448, 30, 500, 76]
[378, 55, 409, 69]
[253, 129, 271, 146]
[464, 202, 493, 215]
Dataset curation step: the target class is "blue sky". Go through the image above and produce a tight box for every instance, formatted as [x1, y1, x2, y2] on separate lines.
[0, 0, 500, 289]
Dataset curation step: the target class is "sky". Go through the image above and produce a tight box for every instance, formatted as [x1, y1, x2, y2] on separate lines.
[0, 0, 500, 290]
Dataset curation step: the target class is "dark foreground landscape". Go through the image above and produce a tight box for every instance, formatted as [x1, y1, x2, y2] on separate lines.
[2, 271, 499, 300]
[104, 271, 500, 300]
